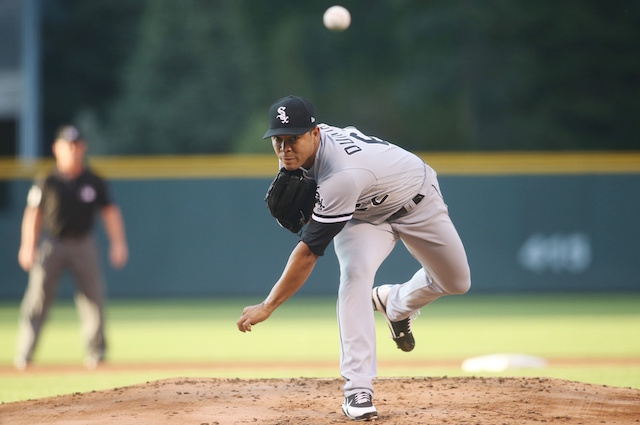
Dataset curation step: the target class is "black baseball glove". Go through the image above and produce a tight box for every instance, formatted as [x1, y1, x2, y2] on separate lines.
[265, 168, 317, 234]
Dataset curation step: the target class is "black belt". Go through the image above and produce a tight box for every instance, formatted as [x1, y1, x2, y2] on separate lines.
[389, 194, 425, 220]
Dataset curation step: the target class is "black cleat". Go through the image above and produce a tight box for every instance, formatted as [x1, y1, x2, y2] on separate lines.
[372, 285, 416, 352]
[342, 392, 378, 421]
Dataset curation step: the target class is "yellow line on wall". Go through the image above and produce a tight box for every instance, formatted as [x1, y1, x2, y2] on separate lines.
[422, 152, 640, 175]
[1, 152, 640, 180]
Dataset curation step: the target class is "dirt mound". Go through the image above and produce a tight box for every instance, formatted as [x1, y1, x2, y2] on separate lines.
[1, 376, 639, 424]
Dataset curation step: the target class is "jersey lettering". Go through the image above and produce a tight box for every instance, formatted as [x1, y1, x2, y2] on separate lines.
[321, 125, 390, 156]
[344, 145, 362, 155]
[341, 131, 390, 155]
[315, 124, 426, 225]
[349, 131, 389, 146]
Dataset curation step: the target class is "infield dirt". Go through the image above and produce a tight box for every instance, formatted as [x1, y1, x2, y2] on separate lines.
[1, 376, 639, 424]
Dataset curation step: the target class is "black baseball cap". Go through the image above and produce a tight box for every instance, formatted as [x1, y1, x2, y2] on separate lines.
[56, 125, 83, 142]
[263, 95, 317, 139]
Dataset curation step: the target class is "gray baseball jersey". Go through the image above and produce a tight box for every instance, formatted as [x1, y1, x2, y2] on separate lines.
[292, 124, 470, 398]
[307, 124, 426, 225]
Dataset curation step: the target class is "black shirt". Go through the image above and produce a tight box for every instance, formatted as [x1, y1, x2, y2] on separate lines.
[29, 167, 112, 238]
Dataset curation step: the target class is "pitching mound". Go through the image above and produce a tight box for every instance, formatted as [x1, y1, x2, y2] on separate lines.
[2, 376, 639, 424]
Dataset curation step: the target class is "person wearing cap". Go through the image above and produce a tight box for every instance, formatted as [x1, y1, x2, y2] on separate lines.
[14, 125, 128, 370]
[238, 96, 471, 420]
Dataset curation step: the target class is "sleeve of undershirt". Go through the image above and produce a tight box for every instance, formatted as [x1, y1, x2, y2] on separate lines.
[301, 219, 346, 256]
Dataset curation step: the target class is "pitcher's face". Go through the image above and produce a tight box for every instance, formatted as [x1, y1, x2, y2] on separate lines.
[271, 127, 319, 170]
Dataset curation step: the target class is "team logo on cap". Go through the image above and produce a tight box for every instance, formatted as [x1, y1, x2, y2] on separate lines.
[61, 126, 79, 142]
[276, 106, 289, 124]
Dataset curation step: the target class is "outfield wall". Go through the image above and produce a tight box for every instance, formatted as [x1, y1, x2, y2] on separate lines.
[1, 153, 639, 299]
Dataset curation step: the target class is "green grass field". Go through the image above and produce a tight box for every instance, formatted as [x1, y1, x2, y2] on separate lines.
[1, 293, 639, 404]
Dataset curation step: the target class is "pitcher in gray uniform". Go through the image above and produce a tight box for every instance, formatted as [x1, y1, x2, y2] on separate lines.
[237, 96, 471, 421]
[15, 125, 128, 370]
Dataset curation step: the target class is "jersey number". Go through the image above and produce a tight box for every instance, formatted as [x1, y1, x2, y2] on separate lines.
[343, 131, 389, 155]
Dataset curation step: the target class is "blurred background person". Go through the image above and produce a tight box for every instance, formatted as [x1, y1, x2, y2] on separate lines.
[14, 125, 128, 370]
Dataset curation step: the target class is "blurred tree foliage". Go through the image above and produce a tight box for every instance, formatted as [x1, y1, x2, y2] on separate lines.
[41, 0, 640, 154]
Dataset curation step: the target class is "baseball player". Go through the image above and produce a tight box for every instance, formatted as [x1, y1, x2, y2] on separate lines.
[15, 125, 128, 370]
[237, 96, 471, 420]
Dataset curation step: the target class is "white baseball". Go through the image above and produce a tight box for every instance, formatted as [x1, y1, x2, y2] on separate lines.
[323, 6, 351, 32]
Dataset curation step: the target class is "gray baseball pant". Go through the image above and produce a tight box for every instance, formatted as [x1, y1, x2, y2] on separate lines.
[335, 169, 471, 396]
[15, 235, 106, 363]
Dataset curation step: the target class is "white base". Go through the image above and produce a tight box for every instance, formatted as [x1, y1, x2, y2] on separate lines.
[461, 353, 547, 372]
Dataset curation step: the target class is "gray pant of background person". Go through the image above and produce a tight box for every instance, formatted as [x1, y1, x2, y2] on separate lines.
[15, 235, 106, 367]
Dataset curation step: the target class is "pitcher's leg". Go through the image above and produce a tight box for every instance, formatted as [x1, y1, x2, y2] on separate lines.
[334, 220, 397, 395]
[387, 196, 471, 321]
